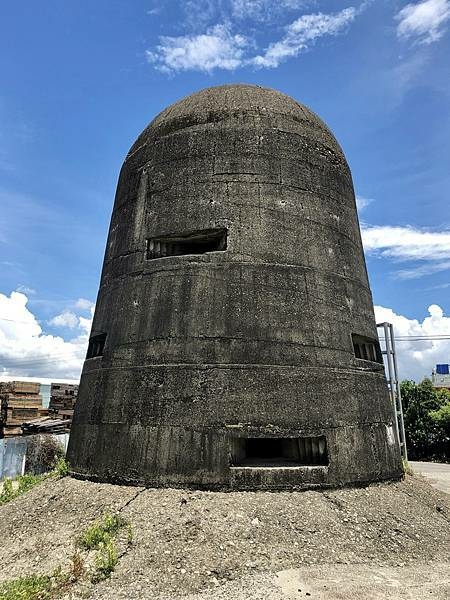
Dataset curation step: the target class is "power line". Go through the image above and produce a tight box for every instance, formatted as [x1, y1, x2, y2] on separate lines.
[0, 317, 39, 325]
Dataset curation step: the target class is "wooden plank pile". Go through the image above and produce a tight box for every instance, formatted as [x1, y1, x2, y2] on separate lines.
[49, 383, 78, 419]
[0, 381, 45, 437]
[21, 417, 71, 435]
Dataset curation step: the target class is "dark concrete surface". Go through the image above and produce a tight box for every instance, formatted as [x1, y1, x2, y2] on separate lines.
[68, 84, 402, 489]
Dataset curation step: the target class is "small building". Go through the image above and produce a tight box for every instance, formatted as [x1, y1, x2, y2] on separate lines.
[68, 84, 402, 490]
[432, 364, 450, 390]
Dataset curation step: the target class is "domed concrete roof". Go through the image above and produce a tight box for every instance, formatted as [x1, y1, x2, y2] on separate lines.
[128, 84, 340, 156]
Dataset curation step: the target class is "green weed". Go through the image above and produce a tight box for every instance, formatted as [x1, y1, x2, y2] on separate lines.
[0, 563, 76, 600]
[0, 473, 47, 506]
[0, 479, 15, 505]
[91, 539, 118, 582]
[0, 456, 70, 507]
[127, 523, 133, 546]
[53, 456, 69, 477]
[78, 512, 126, 550]
[0, 574, 53, 600]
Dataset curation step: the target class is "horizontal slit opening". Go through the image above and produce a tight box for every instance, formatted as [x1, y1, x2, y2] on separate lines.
[230, 436, 328, 467]
[146, 228, 227, 259]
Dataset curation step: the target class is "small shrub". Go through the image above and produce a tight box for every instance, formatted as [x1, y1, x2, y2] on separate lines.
[78, 512, 126, 550]
[53, 456, 69, 477]
[0, 574, 52, 600]
[91, 539, 118, 582]
[24, 435, 65, 475]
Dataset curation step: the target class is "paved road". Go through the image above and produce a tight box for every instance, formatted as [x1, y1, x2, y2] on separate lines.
[182, 564, 450, 599]
[409, 461, 450, 494]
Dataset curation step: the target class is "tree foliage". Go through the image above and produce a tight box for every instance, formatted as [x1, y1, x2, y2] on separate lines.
[400, 378, 450, 461]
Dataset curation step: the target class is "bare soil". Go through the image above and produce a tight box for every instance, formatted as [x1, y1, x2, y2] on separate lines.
[0, 474, 448, 599]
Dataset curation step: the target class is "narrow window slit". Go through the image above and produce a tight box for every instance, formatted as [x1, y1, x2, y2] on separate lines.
[230, 436, 328, 467]
[352, 334, 382, 363]
[146, 228, 227, 259]
[87, 333, 106, 359]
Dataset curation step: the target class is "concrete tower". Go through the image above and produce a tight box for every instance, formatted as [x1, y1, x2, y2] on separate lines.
[68, 84, 402, 489]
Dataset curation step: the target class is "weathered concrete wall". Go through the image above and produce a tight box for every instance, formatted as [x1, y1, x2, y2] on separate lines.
[68, 84, 403, 489]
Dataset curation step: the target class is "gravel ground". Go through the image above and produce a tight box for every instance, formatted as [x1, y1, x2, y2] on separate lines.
[0, 474, 448, 599]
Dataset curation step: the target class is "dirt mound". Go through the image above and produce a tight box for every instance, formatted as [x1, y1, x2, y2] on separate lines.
[0, 474, 448, 599]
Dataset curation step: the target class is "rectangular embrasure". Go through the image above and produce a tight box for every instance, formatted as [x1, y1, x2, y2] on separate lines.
[230, 436, 328, 467]
[352, 334, 383, 363]
[146, 228, 227, 259]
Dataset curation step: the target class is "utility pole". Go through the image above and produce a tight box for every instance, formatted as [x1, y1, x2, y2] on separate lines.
[377, 322, 408, 461]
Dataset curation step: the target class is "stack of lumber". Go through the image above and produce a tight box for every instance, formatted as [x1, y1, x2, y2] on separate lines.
[21, 416, 71, 435]
[0, 381, 43, 436]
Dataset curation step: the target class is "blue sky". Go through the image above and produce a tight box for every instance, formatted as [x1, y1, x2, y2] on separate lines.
[1, 0, 450, 381]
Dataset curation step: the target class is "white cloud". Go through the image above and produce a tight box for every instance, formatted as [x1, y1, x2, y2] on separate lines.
[16, 284, 36, 295]
[146, 24, 249, 73]
[251, 7, 356, 67]
[0, 291, 92, 379]
[375, 304, 450, 381]
[74, 297, 95, 311]
[48, 310, 79, 329]
[395, 0, 450, 44]
[231, 0, 311, 21]
[356, 195, 374, 211]
[361, 224, 450, 278]
[147, 4, 360, 72]
[395, 261, 450, 279]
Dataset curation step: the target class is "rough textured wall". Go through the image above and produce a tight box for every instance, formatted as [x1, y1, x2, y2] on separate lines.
[67, 84, 403, 489]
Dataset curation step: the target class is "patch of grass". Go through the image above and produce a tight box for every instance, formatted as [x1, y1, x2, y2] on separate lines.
[78, 512, 126, 550]
[0, 457, 70, 507]
[91, 539, 118, 583]
[0, 473, 47, 506]
[0, 561, 80, 600]
[0, 552, 85, 599]
[78, 512, 128, 583]
[17, 473, 47, 493]
[0, 511, 128, 596]
[0, 511, 127, 596]
[0, 574, 53, 600]
[0, 479, 15, 505]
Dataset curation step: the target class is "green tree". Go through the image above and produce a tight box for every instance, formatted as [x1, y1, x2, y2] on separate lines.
[400, 378, 449, 461]
[430, 391, 450, 458]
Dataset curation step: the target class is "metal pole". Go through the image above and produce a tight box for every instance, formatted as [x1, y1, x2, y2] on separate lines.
[379, 322, 401, 454]
[389, 323, 408, 461]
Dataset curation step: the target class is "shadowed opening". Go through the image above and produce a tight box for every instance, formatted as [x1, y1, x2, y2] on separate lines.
[86, 333, 106, 359]
[352, 334, 383, 363]
[146, 228, 227, 259]
[230, 436, 328, 467]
